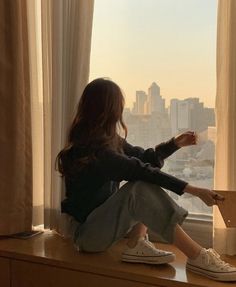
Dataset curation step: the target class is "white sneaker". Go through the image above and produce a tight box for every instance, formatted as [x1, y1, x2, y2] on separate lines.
[122, 235, 175, 265]
[186, 248, 236, 281]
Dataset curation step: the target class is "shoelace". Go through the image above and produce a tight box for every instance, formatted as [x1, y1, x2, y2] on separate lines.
[205, 249, 233, 270]
[139, 239, 154, 250]
[143, 235, 158, 249]
[142, 235, 168, 254]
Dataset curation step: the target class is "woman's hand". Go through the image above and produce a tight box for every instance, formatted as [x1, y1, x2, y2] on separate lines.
[183, 184, 225, 206]
[174, 131, 197, 148]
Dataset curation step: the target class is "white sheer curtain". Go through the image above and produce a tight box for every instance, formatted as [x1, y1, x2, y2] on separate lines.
[41, 0, 94, 230]
[27, 0, 44, 226]
[28, 0, 94, 230]
[214, 0, 236, 256]
[42, 0, 93, 230]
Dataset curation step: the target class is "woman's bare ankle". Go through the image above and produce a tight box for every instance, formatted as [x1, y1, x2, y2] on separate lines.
[188, 247, 202, 260]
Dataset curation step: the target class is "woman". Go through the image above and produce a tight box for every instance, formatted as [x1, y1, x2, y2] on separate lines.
[57, 78, 236, 282]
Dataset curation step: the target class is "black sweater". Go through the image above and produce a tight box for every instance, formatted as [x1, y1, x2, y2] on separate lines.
[61, 138, 188, 223]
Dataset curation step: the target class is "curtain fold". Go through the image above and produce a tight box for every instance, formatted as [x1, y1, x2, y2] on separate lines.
[27, 0, 44, 226]
[41, 0, 94, 230]
[0, 0, 32, 235]
[214, 0, 236, 255]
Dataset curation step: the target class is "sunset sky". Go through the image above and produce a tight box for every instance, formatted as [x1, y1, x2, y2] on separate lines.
[89, 0, 217, 109]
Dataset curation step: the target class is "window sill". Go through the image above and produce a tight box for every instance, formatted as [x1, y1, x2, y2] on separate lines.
[0, 231, 234, 287]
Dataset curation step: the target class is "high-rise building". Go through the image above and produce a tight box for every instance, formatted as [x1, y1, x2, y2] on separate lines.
[128, 82, 171, 146]
[170, 98, 215, 136]
[177, 101, 191, 129]
[132, 82, 167, 115]
[204, 108, 215, 127]
[170, 99, 179, 136]
[147, 82, 165, 114]
[135, 91, 147, 114]
[125, 113, 171, 149]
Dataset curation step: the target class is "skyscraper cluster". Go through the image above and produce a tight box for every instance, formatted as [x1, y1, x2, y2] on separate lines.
[132, 82, 166, 115]
[124, 82, 170, 149]
[170, 98, 215, 137]
[124, 82, 215, 149]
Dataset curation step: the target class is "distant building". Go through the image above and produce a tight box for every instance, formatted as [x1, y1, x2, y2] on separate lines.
[169, 99, 179, 136]
[128, 82, 171, 147]
[124, 113, 171, 148]
[204, 108, 215, 127]
[147, 82, 165, 114]
[134, 91, 147, 114]
[170, 98, 215, 136]
[132, 82, 166, 116]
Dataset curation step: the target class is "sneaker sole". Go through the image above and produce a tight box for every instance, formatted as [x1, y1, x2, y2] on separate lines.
[122, 254, 175, 265]
[186, 262, 236, 282]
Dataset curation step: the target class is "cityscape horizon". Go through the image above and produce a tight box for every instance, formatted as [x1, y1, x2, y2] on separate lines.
[124, 81, 215, 112]
[123, 81, 215, 216]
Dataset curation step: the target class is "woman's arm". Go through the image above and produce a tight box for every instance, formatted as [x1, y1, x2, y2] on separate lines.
[96, 148, 224, 204]
[123, 138, 179, 168]
[97, 148, 187, 195]
[123, 131, 197, 168]
[183, 184, 224, 206]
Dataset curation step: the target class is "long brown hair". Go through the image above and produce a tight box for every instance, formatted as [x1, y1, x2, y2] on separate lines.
[56, 78, 127, 178]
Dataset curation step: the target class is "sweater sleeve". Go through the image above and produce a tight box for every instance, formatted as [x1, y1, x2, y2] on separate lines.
[123, 138, 179, 168]
[97, 149, 187, 196]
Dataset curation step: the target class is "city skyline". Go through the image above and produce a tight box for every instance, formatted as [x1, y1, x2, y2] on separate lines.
[123, 81, 215, 215]
[90, 0, 217, 109]
[127, 81, 214, 113]
[124, 81, 215, 149]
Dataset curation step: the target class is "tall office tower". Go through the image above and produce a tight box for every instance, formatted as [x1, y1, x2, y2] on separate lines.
[204, 108, 215, 127]
[177, 100, 191, 129]
[170, 99, 179, 136]
[170, 98, 215, 136]
[147, 82, 165, 114]
[135, 90, 147, 114]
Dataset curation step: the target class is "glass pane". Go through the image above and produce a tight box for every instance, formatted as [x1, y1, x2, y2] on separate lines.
[90, 0, 217, 216]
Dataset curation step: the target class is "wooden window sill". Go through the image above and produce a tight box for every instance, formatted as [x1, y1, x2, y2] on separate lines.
[0, 231, 235, 287]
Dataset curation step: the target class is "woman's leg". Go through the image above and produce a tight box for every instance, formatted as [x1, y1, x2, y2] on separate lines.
[174, 226, 236, 282]
[173, 224, 202, 259]
[126, 223, 147, 248]
[126, 222, 202, 259]
[75, 181, 188, 252]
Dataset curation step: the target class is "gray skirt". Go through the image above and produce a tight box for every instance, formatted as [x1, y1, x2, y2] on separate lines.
[73, 181, 188, 252]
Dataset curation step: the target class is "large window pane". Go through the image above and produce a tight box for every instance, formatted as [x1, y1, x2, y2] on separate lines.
[90, 0, 217, 216]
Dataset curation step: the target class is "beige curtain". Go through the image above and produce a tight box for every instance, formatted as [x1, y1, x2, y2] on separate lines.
[26, 0, 44, 226]
[41, 0, 94, 230]
[214, 0, 236, 255]
[0, 0, 32, 235]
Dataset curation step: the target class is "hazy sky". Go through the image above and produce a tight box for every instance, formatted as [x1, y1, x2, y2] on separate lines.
[89, 0, 217, 109]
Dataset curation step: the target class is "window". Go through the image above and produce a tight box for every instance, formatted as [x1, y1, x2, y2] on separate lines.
[90, 0, 217, 218]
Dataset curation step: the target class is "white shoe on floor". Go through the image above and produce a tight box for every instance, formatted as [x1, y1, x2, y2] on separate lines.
[186, 248, 236, 282]
[122, 235, 175, 265]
